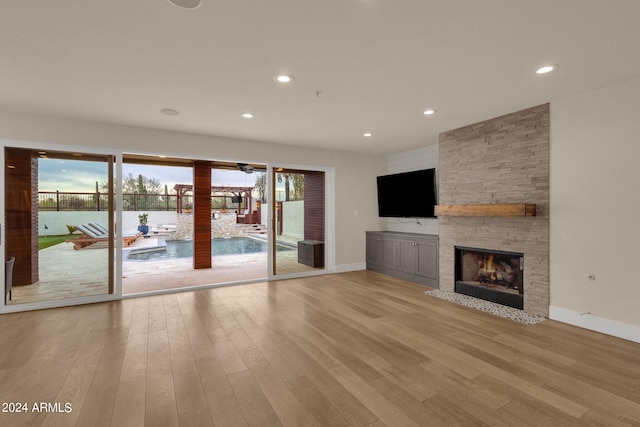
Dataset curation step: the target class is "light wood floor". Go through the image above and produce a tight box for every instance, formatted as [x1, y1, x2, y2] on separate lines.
[1, 271, 639, 426]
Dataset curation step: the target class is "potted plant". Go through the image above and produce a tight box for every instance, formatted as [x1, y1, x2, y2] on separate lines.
[183, 204, 193, 214]
[220, 202, 228, 213]
[138, 213, 149, 235]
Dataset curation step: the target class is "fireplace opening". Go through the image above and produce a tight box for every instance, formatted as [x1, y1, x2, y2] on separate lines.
[455, 246, 524, 309]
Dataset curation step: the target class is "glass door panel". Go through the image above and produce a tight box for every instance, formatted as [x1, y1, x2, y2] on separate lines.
[4, 147, 114, 305]
[272, 168, 325, 276]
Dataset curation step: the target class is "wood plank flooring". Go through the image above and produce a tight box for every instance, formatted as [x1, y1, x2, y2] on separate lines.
[1, 270, 639, 426]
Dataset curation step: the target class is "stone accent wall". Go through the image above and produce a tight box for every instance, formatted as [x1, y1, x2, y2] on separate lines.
[438, 104, 549, 317]
[176, 212, 245, 240]
[175, 214, 193, 240]
[212, 213, 245, 238]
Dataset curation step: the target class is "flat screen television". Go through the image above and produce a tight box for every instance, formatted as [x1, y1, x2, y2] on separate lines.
[377, 168, 437, 218]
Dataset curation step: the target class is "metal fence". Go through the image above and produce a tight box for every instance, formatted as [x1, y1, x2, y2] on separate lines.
[38, 191, 238, 211]
[38, 191, 190, 211]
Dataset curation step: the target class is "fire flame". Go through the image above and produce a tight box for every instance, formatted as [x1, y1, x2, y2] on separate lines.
[482, 255, 497, 281]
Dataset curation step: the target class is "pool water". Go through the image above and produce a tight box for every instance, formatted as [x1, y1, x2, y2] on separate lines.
[127, 237, 291, 261]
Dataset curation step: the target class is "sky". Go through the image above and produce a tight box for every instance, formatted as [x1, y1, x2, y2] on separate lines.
[38, 158, 107, 192]
[38, 158, 259, 192]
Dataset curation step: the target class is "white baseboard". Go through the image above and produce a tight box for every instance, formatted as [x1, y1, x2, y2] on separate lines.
[335, 262, 366, 273]
[549, 306, 640, 344]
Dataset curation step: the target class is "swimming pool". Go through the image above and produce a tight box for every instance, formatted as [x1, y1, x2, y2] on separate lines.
[126, 237, 291, 261]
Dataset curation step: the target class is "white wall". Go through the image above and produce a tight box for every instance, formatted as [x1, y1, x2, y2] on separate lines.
[0, 109, 385, 269]
[38, 211, 178, 235]
[384, 144, 439, 235]
[550, 77, 640, 338]
[39, 211, 109, 236]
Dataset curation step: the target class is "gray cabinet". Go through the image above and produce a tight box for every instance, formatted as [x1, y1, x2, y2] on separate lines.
[397, 238, 417, 274]
[365, 234, 381, 265]
[366, 233, 398, 269]
[366, 231, 438, 287]
[380, 236, 397, 269]
[415, 239, 437, 280]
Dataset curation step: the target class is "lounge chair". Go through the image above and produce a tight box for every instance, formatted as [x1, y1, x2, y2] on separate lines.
[89, 222, 109, 235]
[67, 224, 141, 250]
[86, 223, 140, 240]
[88, 222, 140, 239]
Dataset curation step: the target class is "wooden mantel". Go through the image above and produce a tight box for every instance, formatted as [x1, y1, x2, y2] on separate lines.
[435, 203, 537, 217]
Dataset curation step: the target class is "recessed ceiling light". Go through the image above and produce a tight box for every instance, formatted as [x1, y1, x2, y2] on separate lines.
[161, 108, 179, 116]
[242, 113, 254, 118]
[536, 64, 558, 74]
[363, 133, 373, 137]
[7, 165, 16, 169]
[167, 0, 202, 9]
[158, 155, 167, 158]
[423, 109, 436, 115]
[275, 75, 294, 83]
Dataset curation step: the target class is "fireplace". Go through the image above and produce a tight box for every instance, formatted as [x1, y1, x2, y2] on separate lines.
[455, 246, 524, 309]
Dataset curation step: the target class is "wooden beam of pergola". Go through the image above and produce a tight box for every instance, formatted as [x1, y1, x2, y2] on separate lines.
[173, 184, 255, 213]
[173, 184, 255, 193]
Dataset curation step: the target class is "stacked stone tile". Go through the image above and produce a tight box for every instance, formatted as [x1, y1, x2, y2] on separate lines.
[176, 212, 245, 240]
[438, 104, 550, 317]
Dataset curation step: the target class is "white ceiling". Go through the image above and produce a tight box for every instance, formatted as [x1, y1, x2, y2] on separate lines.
[2, 0, 640, 155]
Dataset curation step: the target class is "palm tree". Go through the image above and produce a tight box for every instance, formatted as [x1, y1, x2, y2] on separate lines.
[277, 172, 304, 201]
[254, 172, 267, 203]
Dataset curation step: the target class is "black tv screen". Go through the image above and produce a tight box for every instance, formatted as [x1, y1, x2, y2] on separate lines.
[377, 168, 437, 218]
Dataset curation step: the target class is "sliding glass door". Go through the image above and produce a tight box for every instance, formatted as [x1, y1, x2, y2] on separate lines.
[271, 167, 326, 277]
[1, 145, 332, 310]
[3, 146, 114, 306]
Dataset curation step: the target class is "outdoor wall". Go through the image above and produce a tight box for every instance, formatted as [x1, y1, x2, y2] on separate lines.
[38, 211, 178, 235]
[282, 200, 304, 239]
[0, 109, 385, 271]
[550, 76, 640, 339]
[129, 211, 178, 232]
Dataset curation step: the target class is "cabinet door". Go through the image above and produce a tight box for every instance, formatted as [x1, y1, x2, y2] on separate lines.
[416, 239, 437, 280]
[380, 238, 397, 269]
[366, 234, 381, 265]
[397, 239, 417, 274]
[302, 243, 313, 263]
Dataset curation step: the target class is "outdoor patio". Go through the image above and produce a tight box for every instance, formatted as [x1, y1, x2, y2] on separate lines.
[7, 235, 315, 305]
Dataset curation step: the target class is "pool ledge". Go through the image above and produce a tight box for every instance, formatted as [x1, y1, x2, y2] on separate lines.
[123, 236, 167, 259]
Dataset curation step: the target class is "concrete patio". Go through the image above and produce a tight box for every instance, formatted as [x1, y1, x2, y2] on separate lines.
[7, 235, 316, 305]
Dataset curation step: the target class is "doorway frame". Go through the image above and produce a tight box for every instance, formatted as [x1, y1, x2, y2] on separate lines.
[0, 139, 123, 313]
[1, 140, 336, 314]
[267, 163, 335, 281]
